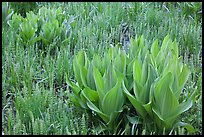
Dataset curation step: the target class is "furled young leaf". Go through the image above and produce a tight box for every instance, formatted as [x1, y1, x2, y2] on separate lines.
[93, 53, 102, 72]
[80, 66, 88, 87]
[151, 39, 159, 58]
[141, 53, 148, 85]
[104, 63, 117, 92]
[178, 64, 190, 92]
[87, 62, 96, 90]
[133, 59, 142, 82]
[73, 56, 83, 88]
[160, 35, 170, 53]
[172, 40, 178, 58]
[77, 50, 85, 67]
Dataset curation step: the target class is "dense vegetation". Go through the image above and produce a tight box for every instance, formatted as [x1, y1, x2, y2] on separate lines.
[2, 2, 202, 135]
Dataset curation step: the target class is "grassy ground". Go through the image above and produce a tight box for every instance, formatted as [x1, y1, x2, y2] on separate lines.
[2, 2, 202, 135]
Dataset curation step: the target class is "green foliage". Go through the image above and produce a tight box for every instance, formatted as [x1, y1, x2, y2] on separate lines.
[66, 47, 126, 133]
[7, 6, 68, 50]
[9, 2, 38, 17]
[2, 2, 202, 135]
[2, 2, 14, 26]
[68, 35, 197, 134]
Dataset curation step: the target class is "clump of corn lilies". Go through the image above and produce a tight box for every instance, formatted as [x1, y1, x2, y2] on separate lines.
[66, 35, 196, 134]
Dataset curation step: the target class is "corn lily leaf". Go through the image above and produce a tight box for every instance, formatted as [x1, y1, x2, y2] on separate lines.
[82, 87, 99, 102]
[87, 62, 96, 90]
[102, 76, 124, 115]
[87, 101, 109, 123]
[93, 66, 105, 102]
[151, 39, 159, 58]
[65, 73, 81, 95]
[93, 53, 102, 73]
[141, 53, 148, 85]
[173, 121, 195, 133]
[177, 64, 190, 96]
[133, 59, 142, 82]
[73, 56, 83, 88]
[153, 73, 179, 119]
[122, 81, 147, 118]
[104, 63, 117, 92]
[80, 66, 88, 87]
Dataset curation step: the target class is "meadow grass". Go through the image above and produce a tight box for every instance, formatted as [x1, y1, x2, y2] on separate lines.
[2, 2, 202, 135]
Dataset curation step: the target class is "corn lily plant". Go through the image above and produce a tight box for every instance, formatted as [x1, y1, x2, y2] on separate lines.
[66, 47, 127, 132]
[67, 35, 196, 134]
[122, 35, 196, 134]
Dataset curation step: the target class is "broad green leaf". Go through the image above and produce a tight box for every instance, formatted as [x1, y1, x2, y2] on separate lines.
[87, 101, 109, 123]
[70, 93, 87, 109]
[172, 40, 178, 58]
[172, 89, 196, 119]
[143, 101, 153, 119]
[93, 66, 105, 101]
[133, 80, 144, 102]
[122, 81, 147, 118]
[161, 35, 170, 53]
[93, 53, 102, 72]
[153, 73, 179, 119]
[87, 63, 96, 90]
[77, 50, 85, 66]
[102, 52, 111, 73]
[80, 66, 88, 87]
[151, 39, 159, 58]
[141, 53, 148, 85]
[73, 56, 83, 87]
[174, 121, 195, 133]
[178, 64, 190, 91]
[65, 73, 81, 95]
[102, 77, 124, 115]
[133, 59, 142, 82]
[104, 63, 117, 92]
[139, 35, 145, 49]
[82, 87, 99, 102]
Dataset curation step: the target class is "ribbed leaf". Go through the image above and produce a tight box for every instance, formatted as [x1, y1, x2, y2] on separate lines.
[172, 40, 178, 58]
[161, 35, 170, 53]
[122, 81, 147, 118]
[178, 64, 190, 91]
[153, 73, 179, 119]
[87, 101, 109, 123]
[65, 73, 81, 95]
[87, 62, 96, 90]
[102, 77, 124, 115]
[73, 56, 83, 87]
[133, 59, 142, 82]
[82, 87, 99, 102]
[93, 66, 105, 101]
[141, 53, 148, 85]
[77, 50, 85, 66]
[93, 53, 102, 72]
[80, 66, 88, 87]
[104, 63, 117, 92]
[151, 39, 159, 58]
